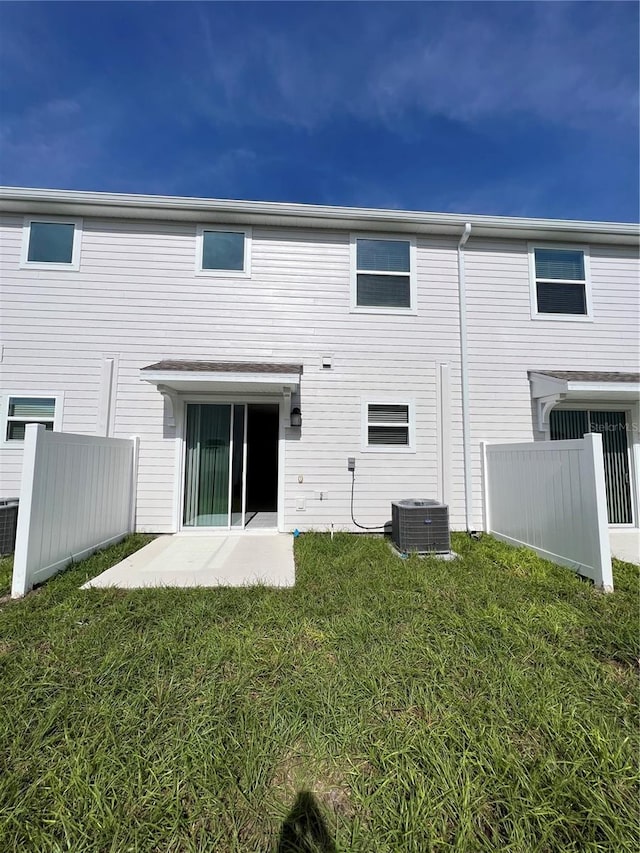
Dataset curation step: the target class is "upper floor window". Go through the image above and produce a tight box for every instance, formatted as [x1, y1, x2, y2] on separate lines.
[351, 235, 416, 312]
[196, 226, 251, 277]
[530, 245, 592, 319]
[21, 218, 82, 270]
[3, 396, 59, 441]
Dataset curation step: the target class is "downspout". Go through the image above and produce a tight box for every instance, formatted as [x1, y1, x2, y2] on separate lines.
[457, 223, 473, 532]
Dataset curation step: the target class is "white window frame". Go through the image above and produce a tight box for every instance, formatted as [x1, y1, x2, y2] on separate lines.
[20, 217, 83, 271]
[1, 392, 64, 444]
[195, 225, 252, 278]
[528, 242, 593, 322]
[361, 399, 415, 453]
[350, 233, 417, 315]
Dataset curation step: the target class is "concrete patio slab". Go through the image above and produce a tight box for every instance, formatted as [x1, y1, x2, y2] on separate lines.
[609, 528, 640, 564]
[82, 532, 295, 589]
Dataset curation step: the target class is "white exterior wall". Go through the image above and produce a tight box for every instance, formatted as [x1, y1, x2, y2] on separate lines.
[1, 212, 637, 533]
[465, 239, 640, 529]
[0, 215, 464, 532]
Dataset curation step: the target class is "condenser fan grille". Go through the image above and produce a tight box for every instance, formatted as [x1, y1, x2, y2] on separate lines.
[391, 499, 450, 553]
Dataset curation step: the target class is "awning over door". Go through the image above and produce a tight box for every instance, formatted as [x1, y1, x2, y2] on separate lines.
[141, 360, 302, 393]
[141, 360, 303, 424]
[529, 370, 640, 430]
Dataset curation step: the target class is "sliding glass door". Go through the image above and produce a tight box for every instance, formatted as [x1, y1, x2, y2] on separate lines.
[183, 403, 247, 528]
[550, 409, 633, 524]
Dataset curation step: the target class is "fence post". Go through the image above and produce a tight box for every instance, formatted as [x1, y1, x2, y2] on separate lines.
[480, 441, 491, 533]
[583, 432, 613, 592]
[129, 436, 140, 533]
[11, 423, 44, 598]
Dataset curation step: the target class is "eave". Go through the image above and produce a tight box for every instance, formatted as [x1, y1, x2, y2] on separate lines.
[1, 187, 638, 246]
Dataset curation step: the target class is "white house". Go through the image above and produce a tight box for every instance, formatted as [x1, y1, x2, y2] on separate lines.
[1, 188, 638, 536]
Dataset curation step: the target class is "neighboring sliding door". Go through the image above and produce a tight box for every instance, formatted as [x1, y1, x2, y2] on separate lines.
[183, 403, 246, 528]
[550, 409, 633, 524]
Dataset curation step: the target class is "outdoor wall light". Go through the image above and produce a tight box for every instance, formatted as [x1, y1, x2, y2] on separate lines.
[290, 407, 302, 427]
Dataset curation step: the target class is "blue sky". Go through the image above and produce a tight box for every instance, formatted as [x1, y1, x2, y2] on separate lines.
[1, 1, 638, 220]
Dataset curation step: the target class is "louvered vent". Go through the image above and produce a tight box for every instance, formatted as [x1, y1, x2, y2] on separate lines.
[367, 404, 410, 446]
[391, 499, 450, 554]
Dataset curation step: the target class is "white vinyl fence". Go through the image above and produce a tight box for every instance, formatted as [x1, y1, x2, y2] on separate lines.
[11, 425, 139, 598]
[482, 433, 613, 591]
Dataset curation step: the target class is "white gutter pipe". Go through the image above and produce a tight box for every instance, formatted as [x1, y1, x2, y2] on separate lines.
[1, 188, 637, 244]
[457, 223, 473, 532]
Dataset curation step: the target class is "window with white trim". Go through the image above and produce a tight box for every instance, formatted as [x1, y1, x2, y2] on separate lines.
[21, 218, 82, 270]
[4, 397, 57, 441]
[352, 236, 416, 310]
[364, 402, 413, 449]
[196, 226, 251, 276]
[530, 245, 591, 317]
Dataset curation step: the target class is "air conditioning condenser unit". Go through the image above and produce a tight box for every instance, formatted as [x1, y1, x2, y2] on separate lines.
[391, 499, 450, 554]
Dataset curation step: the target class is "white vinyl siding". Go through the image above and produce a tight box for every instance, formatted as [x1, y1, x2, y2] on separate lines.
[1, 215, 460, 527]
[465, 238, 638, 529]
[351, 234, 417, 313]
[3, 207, 637, 533]
[20, 217, 82, 270]
[529, 244, 592, 320]
[195, 225, 251, 277]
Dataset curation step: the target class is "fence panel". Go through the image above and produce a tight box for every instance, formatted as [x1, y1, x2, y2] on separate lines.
[11, 425, 138, 598]
[482, 433, 612, 591]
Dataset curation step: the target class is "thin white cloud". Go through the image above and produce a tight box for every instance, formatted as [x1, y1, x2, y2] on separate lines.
[184, 2, 638, 132]
[0, 1, 635, 213]
[368, 3, 637, 129]
[0, 95, 120, 188]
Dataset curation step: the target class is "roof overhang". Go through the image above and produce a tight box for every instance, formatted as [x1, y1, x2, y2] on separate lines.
[2, 187, 639, 245]
[529, 371, 640, 430]
[141, 361, 302, 396]
[529, 371, 640, 401]
[144, 371, 301, 395]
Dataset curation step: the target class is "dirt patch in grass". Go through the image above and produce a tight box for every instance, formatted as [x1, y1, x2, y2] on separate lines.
[272, 746, 354, 816]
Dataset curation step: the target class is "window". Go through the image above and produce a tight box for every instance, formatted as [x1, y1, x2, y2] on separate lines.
[351, 235, 416, 311]
[21, 218, 82, 269]
[530, 245, 591, 319]
[362, 402, 414, 451]
[196, 226, 251, 276]
[4, 397, 58, 441]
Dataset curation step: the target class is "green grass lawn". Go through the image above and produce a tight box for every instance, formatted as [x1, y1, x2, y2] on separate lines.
[0, 533, 638, 852]
[0, 553, 12, 600]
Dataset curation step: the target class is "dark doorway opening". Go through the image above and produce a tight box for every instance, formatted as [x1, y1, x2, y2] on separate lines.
[246, 403, 279, 516]
[550, 408, 633, 524]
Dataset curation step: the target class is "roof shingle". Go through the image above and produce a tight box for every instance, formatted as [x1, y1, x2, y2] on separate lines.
[142, 360, 303, 374]
[531, 370, 639, 383]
